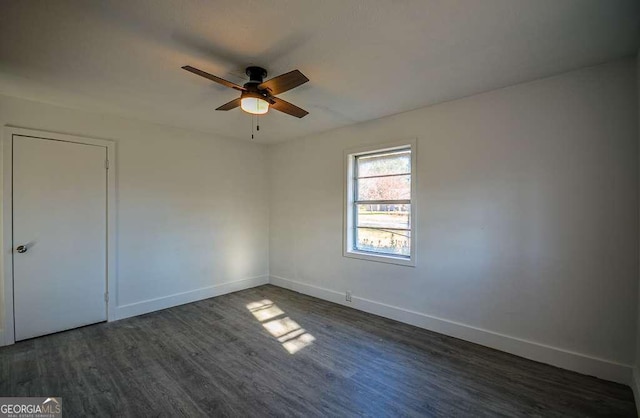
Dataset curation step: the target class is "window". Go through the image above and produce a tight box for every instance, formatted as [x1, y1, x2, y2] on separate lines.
[344, 141, 416, 266]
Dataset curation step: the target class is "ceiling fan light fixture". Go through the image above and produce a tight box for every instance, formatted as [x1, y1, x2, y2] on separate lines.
[182, 65, 309, 118]
[241, 96, 269, 115]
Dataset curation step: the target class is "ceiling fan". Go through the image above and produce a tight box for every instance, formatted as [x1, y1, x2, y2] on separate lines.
[182, 65, 309, 118]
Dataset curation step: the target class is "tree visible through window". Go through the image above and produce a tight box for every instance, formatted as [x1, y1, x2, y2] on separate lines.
[353, 148, 411, 257]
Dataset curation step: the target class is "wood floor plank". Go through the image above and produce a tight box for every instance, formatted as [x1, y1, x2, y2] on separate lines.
[0, 284, 635, 417]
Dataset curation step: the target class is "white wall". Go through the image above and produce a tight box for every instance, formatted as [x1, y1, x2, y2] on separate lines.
[268, 58, 639, 383]
[0, 94, 269, 328]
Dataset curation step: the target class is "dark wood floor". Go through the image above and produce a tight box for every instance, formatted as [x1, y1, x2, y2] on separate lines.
[0, 285, 635, 417]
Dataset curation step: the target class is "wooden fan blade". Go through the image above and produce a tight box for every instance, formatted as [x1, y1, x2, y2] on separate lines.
[271, 97, 309, 118]
[216, 98, 241, 111]
[182, 65, 246, 91]
[258, 70, 309, 95]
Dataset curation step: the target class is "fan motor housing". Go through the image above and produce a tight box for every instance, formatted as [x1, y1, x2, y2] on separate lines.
[245, 66, 267, 84]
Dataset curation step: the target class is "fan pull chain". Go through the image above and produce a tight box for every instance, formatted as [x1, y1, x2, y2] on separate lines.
[249, 114, 262, 141]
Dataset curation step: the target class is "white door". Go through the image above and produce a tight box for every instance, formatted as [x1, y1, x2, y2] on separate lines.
[13, 135, 107, 341]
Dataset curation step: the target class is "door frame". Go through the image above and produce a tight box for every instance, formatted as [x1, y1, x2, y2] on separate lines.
[1, 126, 117, 346]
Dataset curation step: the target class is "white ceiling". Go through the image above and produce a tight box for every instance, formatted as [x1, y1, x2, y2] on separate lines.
[0, 1, 638, 143]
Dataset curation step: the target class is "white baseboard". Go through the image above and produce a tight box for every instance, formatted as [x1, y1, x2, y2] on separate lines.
[269, 275, 633, 386]
[632, 367, 640, 417]
[114, 275, 269, 320]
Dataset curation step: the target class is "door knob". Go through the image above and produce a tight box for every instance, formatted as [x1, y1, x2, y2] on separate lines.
[16, 245, 27, 253]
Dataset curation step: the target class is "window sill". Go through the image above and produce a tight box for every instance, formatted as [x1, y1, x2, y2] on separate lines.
[343, 250, 415, 267]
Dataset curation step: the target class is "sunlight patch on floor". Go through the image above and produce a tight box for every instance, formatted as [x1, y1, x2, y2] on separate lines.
[247, 299, 316, 354]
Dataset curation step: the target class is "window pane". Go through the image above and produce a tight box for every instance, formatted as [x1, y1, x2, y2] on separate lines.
[357, 150, 410, 177]
[356, 204, 410, 229]
[356, 228, 410, 257]
[357, 175, 410, 201]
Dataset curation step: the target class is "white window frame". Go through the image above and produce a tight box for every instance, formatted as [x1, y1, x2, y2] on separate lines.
[343, 139, 417, 267]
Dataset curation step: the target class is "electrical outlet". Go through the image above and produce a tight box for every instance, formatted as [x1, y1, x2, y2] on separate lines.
[346, 291, 352, 302]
